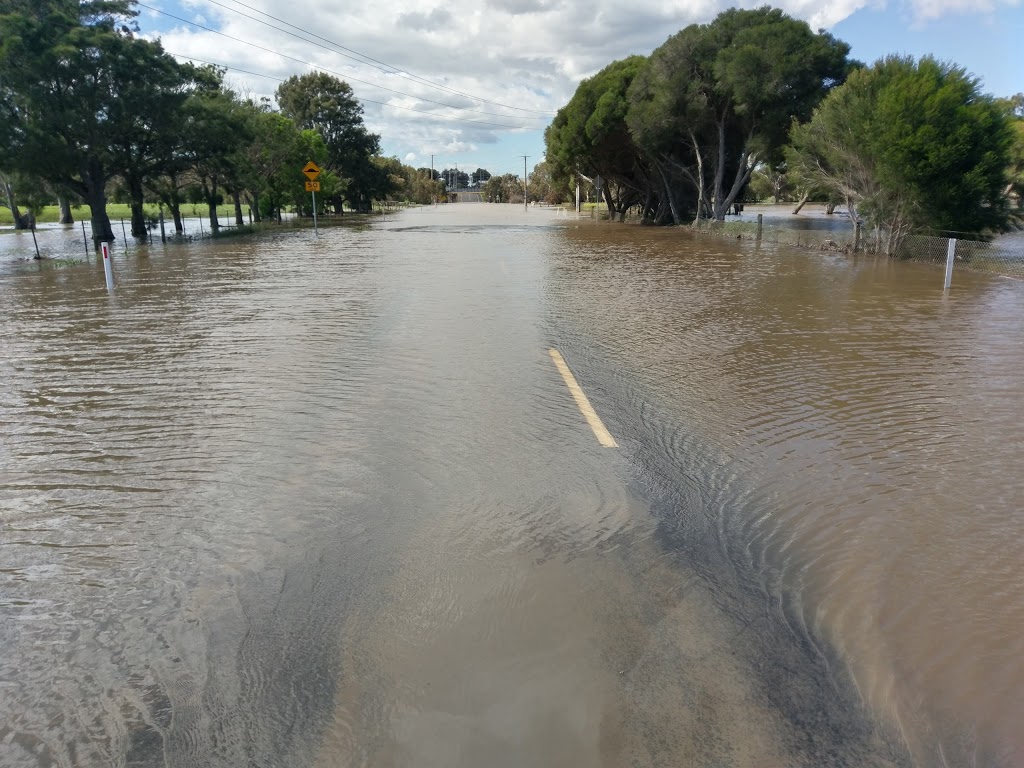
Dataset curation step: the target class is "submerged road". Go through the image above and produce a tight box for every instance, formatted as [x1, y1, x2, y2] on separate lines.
[1, 204, 1022, 767]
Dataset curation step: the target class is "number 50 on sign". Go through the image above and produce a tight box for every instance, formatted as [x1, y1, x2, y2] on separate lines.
[305, 181, 321, 192]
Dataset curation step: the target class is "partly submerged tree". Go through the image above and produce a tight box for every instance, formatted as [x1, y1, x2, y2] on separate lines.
[0, 0, 197, 245]
[627, 7, 851, 222]
[787, 55, 1013, 254]
[276, 72, 381, 213]
[545, 56, 650, 220]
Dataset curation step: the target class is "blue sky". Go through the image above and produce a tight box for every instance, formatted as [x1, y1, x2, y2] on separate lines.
[141, 0, 1023, 178]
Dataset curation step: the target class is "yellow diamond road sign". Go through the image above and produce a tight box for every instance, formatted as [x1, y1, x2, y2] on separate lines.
[302, 161, 321, 180]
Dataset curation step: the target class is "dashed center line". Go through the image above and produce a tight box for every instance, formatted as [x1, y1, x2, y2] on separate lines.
[548, 349, 619, 448]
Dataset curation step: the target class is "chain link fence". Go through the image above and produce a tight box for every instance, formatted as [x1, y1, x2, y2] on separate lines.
[897, 233, 1024, 281]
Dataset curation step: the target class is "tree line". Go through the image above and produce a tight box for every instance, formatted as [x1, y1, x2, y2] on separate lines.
[0, 0, 455, 245]
[545, 6, 1021, 252]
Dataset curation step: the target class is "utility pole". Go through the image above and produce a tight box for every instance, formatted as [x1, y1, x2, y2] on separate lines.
[520, 156, 530, 211]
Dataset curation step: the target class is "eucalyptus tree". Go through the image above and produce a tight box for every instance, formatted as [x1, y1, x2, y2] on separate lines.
[627, 7, 851, 221]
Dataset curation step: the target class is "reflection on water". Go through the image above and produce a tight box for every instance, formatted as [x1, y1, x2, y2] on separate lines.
[1, 206, 1021, 767]
[544, 223, 1024, 767]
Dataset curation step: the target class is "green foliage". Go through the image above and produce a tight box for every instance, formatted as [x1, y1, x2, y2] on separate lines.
[787, 55, 1013, 250]
[544, 7, 850, 224]
[276, 72, 381, 212]
[626, 7, 850, 222]
[483, 174, 525, 203]
[1, 11, 414, 240]
[527, 160, 566, 204]
[0, 0, 188, 241]
[545, 56, 648, 216]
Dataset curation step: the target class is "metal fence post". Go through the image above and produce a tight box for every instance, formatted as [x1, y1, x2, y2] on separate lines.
[944, 238, 957, 290]
[756, 213, 763, 242]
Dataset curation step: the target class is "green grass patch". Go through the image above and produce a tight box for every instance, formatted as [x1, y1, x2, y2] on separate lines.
[1, 204, 251, 226]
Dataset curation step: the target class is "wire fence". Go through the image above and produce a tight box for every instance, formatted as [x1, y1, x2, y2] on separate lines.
[691, 218, 858, 250]
[896, 233, 1024, 281]
[688, 218, 1024, 283]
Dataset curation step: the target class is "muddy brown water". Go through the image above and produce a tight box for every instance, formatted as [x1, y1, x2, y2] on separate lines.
[1, 205, 1021, 767]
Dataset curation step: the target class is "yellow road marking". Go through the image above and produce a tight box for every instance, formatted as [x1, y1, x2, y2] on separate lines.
[548, 349, 618, 448]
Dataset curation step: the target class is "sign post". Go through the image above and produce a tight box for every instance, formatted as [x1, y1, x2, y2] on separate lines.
[303, 161, 321, 236]
[101, 241, 114, 292]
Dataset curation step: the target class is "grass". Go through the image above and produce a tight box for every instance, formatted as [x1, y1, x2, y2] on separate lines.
[1, 203, 251, 226]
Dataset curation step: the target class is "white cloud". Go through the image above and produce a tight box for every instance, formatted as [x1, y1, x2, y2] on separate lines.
[907, 0, 1020, 19]
[149, 0, 1015, 168]
[404, 152, 417, 163]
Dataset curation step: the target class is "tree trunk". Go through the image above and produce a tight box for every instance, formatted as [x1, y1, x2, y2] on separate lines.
[128, 174, 148, 240]
[0, 173, 32, 230]
[170, 201, 183, 233]
[204, 176, 220, 234]
[825, 202, 836, 215]
[57, 194, 74, 225]
[249, 191, 262, 223]
[656, 161, 681, 225]
[792, 193, 810, 215]
[712, 119, 727, 219]
[712, 138, 755, 221]
[232, 189, 244, 227]
[82, 159, 114, 246]
[688, 132, 709, 225]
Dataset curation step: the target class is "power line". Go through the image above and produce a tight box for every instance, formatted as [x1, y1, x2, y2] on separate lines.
[139, 4, 547, 123]
[166, 52, 544, 130]
[203, 0, 556, 116]
[196, 0, 548, 120]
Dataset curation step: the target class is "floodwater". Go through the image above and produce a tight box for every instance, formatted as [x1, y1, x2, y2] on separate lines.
[1, 205, 1022, 767]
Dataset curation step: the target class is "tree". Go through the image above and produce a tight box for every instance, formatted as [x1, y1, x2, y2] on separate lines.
[483, 173, 524, 203]
[787, 55, 1013, 254]
[749, 162, 792, 203]
[471, 168, 491, 185]
[527, 160, 566, 204]
[0, 0, 191, 245]
[627, 7, 851, 222]
[999, 94, 1024, 209]
[546, 56, 650, 220]
[441, 168, 470, 188]
[181, 75, 253, 233]
[276, 72, 381, 213]
[239, 108, 321, 223]
[108, 40, 197, 239]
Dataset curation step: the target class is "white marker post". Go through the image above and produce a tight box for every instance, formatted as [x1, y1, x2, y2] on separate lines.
[101, 242, 114, 292]
[944, 238, 957, 290]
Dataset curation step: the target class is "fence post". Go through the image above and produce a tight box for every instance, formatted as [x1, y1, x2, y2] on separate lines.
[944, 238, 957, 290]
[159, 210, 166, 243]
[30, 222, 41, 260]
[756, 213, 763, 242]
[854, 221, 862, 253]
[82, 221, 90, 256]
